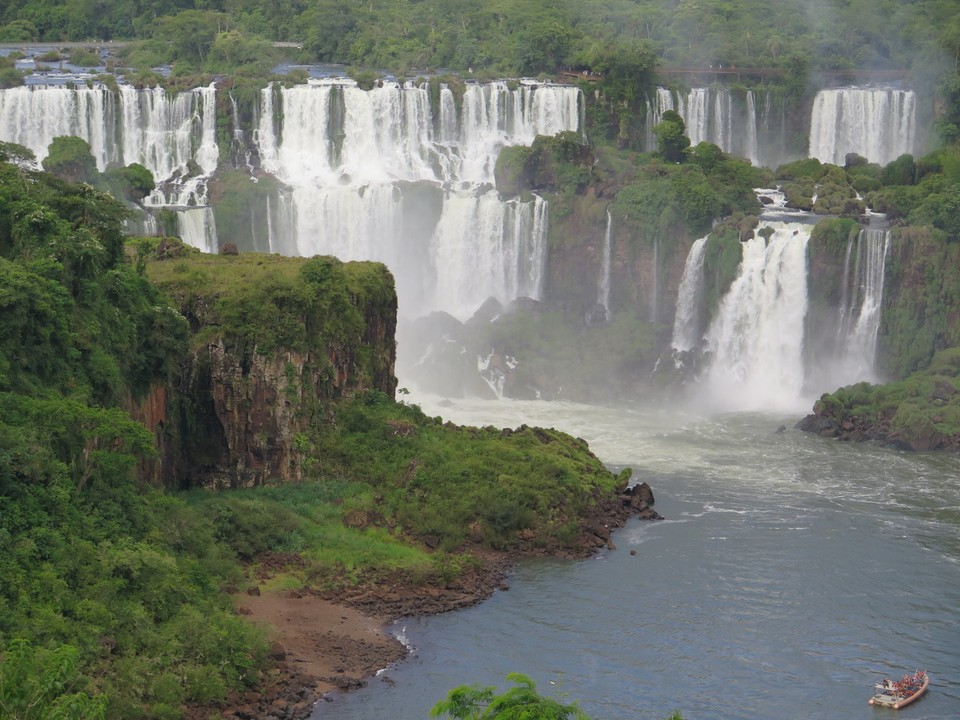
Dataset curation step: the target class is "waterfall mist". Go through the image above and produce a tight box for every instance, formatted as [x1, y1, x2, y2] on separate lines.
[0, 78, 916, 407]
[671, 217, 892, 414]
[256, 79, 578, 320]
[702, 222, 812, 412]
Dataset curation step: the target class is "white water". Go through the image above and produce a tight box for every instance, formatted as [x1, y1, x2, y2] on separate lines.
[831, 228, 890, 384]
[0, 84, 218, 201]
[177, 207, 218, 254]
[257, 79, 577, 318]
[596, 210, 613, 321]
[649, 85, 917, 170]
[0, 80, 575, 317]
[648, 87, 762, 164]
[671, 236, 709, 352]
[703, 222, 812, 412]
[0, 82, 220, 239]
[808, 87, 916, 166]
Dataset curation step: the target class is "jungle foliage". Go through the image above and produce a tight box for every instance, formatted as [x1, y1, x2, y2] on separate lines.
[0, 157, 269, 718]
[432, 673, 684, 720]
[1, 0, 957, 81]
[0, 156, 636, 717]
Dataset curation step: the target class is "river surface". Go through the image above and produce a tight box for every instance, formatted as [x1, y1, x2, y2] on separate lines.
[313, 396, 960, 720]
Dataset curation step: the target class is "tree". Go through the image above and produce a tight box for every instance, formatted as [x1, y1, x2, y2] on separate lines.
[0, 639, 106, 720]
[103, 162, 155, 203]
[42, 137, 98, 185]
[153, 10, 226, 66]
[0, 141, 36, 170]
[653, 110, 690, 163]
[431, 673, 592, 720]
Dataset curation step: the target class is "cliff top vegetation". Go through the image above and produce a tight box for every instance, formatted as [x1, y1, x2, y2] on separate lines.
[0, 157, 645, 717]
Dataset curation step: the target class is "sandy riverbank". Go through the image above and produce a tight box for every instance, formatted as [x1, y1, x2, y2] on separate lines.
[199, 482, 657, 719]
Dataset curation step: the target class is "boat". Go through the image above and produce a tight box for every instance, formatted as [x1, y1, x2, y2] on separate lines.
[868, 669, 929, 709]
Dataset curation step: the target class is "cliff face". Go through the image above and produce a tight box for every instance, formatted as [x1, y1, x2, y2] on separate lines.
[136, 249, 397, 489]
[878, 226, 960, 379]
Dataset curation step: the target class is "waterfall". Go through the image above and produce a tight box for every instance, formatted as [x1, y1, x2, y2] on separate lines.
[676, 88, 733, 151]
[0, 85, 119, 169]
[0, 82, 220, 249]
[596, 210, 613, 322]
[647, 87, 768, 164]
[177, 207, 218, 254]
[672, 236, 709, 352]
[703, 222, 812, 411]
[745, 91, 760, 166]
[808, 88, 916, 166]
[258, 79, 576, 318]
[428, 191, 548, 319]
[832, 228, 890, 383]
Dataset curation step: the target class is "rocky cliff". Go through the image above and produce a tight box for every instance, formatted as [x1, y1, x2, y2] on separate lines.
[137, 244, 397, 489]
[797, 348, 960, 451]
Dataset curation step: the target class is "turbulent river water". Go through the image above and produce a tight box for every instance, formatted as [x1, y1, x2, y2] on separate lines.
[313, 395, 960, 720]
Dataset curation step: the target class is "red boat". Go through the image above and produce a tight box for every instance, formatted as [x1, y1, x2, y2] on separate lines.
[868, 669, 929, 709]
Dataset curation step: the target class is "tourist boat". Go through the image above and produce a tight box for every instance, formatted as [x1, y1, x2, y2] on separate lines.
[868, 669, 929, 709]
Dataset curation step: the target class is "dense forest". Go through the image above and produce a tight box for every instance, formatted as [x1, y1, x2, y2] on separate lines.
[3, 1, 960, 718]
[0, 0, 959, 81]
[0, 146, 642, 715]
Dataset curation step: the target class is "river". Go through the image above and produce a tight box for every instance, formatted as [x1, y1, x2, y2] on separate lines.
[313, 395, 960, 720]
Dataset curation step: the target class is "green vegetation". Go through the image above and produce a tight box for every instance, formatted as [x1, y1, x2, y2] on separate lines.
[1, 0, 955, 79]
[432, 673, 591, 720]
[495, 132, 594, 197]
[432, 673, 683, 720]
[1, 152, 637, 716]
[815, 348, 960, 440]
[878, 226, 960, 378]
[611, 143, 767, 240]
[0, 156, 264, 717]
[0, 639, 106, 719]
[308, 390, 624, 552]
[652, 110, 690, 164]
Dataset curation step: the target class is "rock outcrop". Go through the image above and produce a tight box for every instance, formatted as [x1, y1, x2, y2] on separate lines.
[134, 249, 398, 489]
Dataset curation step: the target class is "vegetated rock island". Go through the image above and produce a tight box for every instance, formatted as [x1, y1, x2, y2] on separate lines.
[797, 348, 960, 452]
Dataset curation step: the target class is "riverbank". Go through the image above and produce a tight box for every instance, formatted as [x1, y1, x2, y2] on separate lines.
[202, 482, 659, 719]
[205, 553, 513, 720]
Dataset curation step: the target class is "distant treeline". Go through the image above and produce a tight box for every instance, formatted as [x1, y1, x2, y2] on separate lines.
[0, 0, 958, 81]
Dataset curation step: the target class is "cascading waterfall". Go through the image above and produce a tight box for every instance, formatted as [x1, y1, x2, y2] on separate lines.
[650, 86, 917, 170]
[672, 212, 890, 409]
[0, 82, 220, 245]
[257, 79, 577, 318]
[671, 236, 709, 352]
[0, 84, 119, 168]
[647, 87, 743, 160]
[832, 228, 890, 383]
[808, 88, 916, 166]
[703, 222, 812, 411]
[744, 92, 759, 167]
[121, 84, 219, 207]
[177, 207, 218, 254]
[596, 209, 613, 322]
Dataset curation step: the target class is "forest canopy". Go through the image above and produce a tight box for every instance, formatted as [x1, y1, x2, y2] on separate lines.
[1, 0, 958, 81]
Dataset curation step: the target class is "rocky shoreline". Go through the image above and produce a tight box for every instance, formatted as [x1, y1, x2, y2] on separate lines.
[198, 482, 661, 720]
[796, 406, 960, 452]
